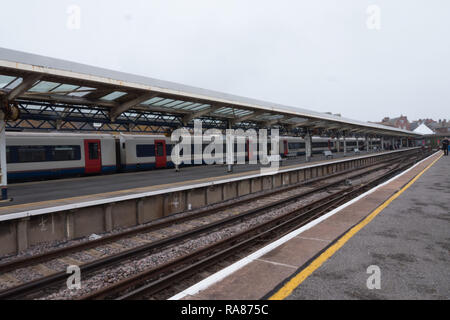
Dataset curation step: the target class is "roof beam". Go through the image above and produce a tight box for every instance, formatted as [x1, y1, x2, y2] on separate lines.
[110, 92, 159, 121]
[22, 91, 116, 107]
[286, 119, 318, 130]
[20, 92, 191, 115]
[310, 121, 332, 129]
[326, 124, 348, 131]
[7, 74, 42, 101]
[84, 89, 117, 100]
[181, 105, 220, 125]
[231, 111, 265, 125]
[263, 116, 285, 127]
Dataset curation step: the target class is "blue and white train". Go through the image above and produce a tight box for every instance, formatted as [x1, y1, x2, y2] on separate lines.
[4, 132, 380, 182]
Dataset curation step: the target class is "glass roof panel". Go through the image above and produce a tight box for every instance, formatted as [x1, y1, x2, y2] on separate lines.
[288, 117, 308, 123]
[234, 110, 251, 116]
[151, 98, 175, 106]
[101, 91, 127, 101]
[5, 77, 23, 89]
[68, 86, 96, 97]
[51, 84, 80, 93]
[0, 75, 17, 88]
[164, 100, 186, 108]
[254, 113, 270, 120]
[258, 114, 284, 121]
[182, 103, 202, 110]
[29, 81, 61, 93]
[173, 102, 194, 109]
[216, 107, 234, 114]
[190, 104, 210, 111]
[142, 97, 164, 105]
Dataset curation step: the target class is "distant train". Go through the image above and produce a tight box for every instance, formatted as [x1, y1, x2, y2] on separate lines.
[5, 132, 381, 182]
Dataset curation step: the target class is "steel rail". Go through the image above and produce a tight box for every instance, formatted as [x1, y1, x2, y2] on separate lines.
[0, 150, 414, 274]
[82, 152, 424, 300]
[0, 150, 425, 300]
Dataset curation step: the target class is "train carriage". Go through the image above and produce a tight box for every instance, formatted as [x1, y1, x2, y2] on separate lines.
[6, 132, 116, 181]
[4, 131, 386, 182]
[284, 136, 334, 157]
[119, 134, 173, 171]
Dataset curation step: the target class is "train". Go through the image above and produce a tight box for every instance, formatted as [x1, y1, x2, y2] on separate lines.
[4, 132, 381, 182]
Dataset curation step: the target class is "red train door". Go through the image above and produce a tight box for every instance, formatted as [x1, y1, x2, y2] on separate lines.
[246, 140, 253, 162]
[155, 140, 167, 168]
[84, 140, 102, 174]
[283, 140, 288, 156]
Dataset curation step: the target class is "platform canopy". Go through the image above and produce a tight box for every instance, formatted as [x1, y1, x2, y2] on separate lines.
[0, 47, 419, 138]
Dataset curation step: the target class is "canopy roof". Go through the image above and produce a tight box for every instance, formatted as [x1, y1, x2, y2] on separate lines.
[0, 47, 419, 137]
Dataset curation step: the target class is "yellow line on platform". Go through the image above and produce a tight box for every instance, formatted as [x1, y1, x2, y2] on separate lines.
[269, 152, 443, 300]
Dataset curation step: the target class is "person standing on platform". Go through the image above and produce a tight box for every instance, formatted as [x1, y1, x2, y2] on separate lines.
[442, 137, 449, 156]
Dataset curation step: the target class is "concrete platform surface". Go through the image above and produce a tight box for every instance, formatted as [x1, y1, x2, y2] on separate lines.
[286, 152, 449, 300]
[179, 151, 446, 300]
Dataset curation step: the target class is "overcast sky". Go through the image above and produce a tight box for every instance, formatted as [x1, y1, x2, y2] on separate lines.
[0, 0, 448, 122]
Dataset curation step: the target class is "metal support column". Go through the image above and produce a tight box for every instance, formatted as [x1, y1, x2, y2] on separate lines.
[343, 134, 347, 157]
[381, 136, 384, 151]
[365, 135, 369, 152]
[0, 113, 8, 200]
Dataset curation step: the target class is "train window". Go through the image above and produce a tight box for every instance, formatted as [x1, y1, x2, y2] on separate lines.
[17, 146, 47, 163]
[6, 147, 11, 163]
[51, 146, 81, 161]
[313, 142, 329, 148]
[288, 142, 304, 149]
[136, 144, 155, 158]
[6, 145, 81, 163]
[166, 144, 172, 155]
[6, 146, 81, 163]
[88, 142, 99, 160]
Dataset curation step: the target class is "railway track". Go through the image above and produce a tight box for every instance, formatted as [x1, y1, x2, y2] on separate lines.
[0, 150, 413, 273]
[0, 149, 428, 300]
[84, 151, 425, 300]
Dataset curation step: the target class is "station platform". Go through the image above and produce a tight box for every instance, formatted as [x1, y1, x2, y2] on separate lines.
[174, 151, 447, 300]
[1, 150, 374, 216]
